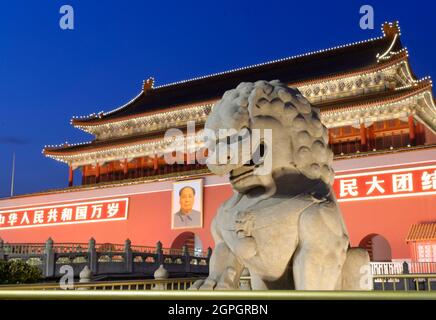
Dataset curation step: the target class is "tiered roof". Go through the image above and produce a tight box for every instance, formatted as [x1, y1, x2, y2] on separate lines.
[72, 22, 404, 126]
[43, 22, 436, 166]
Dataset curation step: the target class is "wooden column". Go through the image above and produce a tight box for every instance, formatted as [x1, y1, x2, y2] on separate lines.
[186, 151, 190, 166]
[123, 159, 128, 179]
[142, 158, 145, 177]
[153, 154, 158, 172]
[95, 163, 100, 184]
[132, 159, 136, 178]
[140, 157, 145, 177]
[81, 165, 86, 185]
[367, 125, 375, 150]
[111, 162, 116, 181]
[68, 165, 73, 187]
[416, 121, 425, 145]
[360, 123, 367, 152]
[106, 164, 110, 182]
[136, 159, 140, 178]
[408, 115, 416, 146]
[328, 129, 333, 146]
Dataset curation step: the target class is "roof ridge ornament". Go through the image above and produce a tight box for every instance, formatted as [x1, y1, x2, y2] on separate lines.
[382, 21, 401, 38]
[143, 77, 155, 92]
[377, 21, 402, 62]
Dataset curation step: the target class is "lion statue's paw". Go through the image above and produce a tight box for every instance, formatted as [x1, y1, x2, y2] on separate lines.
[188, 278, 217, 290]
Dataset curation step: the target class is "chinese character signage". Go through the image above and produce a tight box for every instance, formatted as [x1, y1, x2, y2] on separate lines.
[333, 165, 436, 202]
[0, 198, 129, 230]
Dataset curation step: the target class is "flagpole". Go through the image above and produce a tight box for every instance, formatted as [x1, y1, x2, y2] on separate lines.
[10, 152, 15, 197]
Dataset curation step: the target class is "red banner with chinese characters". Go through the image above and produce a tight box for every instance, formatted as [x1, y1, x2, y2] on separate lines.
[0, 198, 129, 230]
[333, 165, 436, 202]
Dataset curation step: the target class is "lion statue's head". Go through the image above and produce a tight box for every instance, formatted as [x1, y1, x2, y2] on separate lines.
[204, 80, 334, 198]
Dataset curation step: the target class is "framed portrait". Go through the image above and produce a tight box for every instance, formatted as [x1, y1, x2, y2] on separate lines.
[171, 179, 203, 230]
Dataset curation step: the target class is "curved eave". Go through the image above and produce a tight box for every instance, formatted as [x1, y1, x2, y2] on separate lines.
[321, 79, 433, 113]
[44, 81, 435, 165]
[70, 90, 145, 127]
[321, 79, 436, 133]
[71, 100, 215, 131]
[43, 136, 161, 158]
[291, 51, 410, 87]
[43, 124, 205, 160]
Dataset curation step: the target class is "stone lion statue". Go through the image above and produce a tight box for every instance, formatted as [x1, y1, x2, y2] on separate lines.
[191, 80, 372, 290]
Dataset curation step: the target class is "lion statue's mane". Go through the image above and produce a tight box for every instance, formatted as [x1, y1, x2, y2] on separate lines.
[191, 80, 371, 291]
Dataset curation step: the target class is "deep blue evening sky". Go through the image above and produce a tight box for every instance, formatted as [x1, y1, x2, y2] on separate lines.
[0, 0, 434, 197]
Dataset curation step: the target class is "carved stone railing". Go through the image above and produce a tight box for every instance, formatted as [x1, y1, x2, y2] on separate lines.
[370, 261, 436, 276]
[0, 277, 201, 291]
[370, 262, 405, 275]
[0, 238, 211, 279]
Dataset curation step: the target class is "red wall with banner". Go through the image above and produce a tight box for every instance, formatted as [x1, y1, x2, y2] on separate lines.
[1, 155, 436, 260]
[0, 182, 233, 253]
[0, 198, 129, 230]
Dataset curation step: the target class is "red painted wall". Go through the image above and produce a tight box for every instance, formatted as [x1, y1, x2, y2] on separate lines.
[1, 182, 434, 259]
[340, 195, 435, 259]
[1, 152, 436, 260]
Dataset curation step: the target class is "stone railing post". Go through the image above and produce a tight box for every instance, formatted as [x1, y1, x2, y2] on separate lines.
[152, 264, 169, 290]
[402, 261, 410, 274]
[0, 238, 4, 260]
[124, 239, 133, 273]
[77, 266, 92, 291]
[44, 237, 55, 278]
[402, 261, 413, 290]
[182, 245, 191, 273]
[79, 265, 92, 283]
[156, 241, 163, 265]
[88, 238, 97, 274]
[182, 245, 190, 273]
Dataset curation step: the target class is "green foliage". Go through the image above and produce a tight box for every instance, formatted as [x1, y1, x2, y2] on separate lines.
[0, 260, 42, 284]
